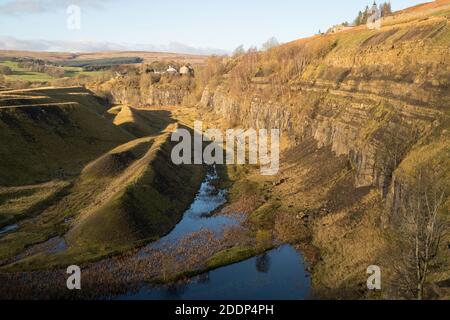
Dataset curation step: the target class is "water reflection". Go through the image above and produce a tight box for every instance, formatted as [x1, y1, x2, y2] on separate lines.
[256, 254, 271, 274]
[140, 166, 241, 255]
[119, 245, 310, 300]
[0, 224, 18, 236]
[121, 165, 311, 300]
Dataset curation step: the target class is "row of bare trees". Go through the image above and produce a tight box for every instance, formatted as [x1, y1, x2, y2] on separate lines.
[374, 118, 448, 299]
[390, 168, 447, 300]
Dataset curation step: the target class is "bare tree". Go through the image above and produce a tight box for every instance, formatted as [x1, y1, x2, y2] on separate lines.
[392, 169, 447, 300]
[261, 37, 280, 51]
[233, 45, 246, 57]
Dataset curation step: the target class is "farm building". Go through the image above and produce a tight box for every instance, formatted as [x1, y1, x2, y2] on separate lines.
[180, 65, 194, 76]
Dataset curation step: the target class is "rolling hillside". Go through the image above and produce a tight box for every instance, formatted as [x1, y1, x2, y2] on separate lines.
[0, 0, 448, 300]
[0, 87, 204, 269]
[0, 50, 208, 65]
[0, 87, 133, 186]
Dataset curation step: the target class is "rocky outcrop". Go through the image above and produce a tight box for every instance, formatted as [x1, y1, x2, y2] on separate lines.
[196, 7, 450, 300]
[201, 85, 442, 190]
[93, 77, 191, 106]
[199, 14, 449, 195]
[108, 84, 189, 106]
[195, 3, 450, 299]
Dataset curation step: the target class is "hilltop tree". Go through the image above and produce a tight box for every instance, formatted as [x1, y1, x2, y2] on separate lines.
[261, 37, 280, 51]
[362, 5, 371, 24]
[233, 45, 246, 57]
[380, 2, 392, 16]
[354, 10, 363, 25]
[247, 46, 258, 53]
[353, 2, 392, 26]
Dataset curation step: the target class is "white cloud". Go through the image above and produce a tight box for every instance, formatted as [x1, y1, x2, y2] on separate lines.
[0, 36, 229, 55]
[0, 0, 116, 15]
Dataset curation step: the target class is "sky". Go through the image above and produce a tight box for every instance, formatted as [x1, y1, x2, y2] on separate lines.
[0, 0, 427, 54]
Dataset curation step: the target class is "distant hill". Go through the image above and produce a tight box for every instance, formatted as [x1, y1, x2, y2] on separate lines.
[0, 50, 208, 65]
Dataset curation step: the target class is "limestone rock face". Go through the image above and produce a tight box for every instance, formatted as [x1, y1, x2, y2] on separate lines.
[108, 84, 189, 106]
[200, 85, 441, 190]
[198, 14, 449, 194]
[94, 77, 191, 106]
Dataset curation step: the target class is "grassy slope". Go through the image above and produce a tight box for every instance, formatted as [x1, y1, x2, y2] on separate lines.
[112, 105, 175, 138]
[0, 61, 106, 82]
[0, 90, 205, 270]
[0, 50, 207, 65]
[0, 61, 54, 82]
[1, 128, 204, 271]
[0, 181, 70, 228]
[0, 87, 133, 186]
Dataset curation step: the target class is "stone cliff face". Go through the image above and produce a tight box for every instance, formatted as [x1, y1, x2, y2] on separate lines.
[199, 12, 449, 203]
[196, 6, 450, 297]
[201, 84, 443, 188]
[82, 2, 448, 298]
[93, 76, 191, 106]
[109, 83, 189, 106]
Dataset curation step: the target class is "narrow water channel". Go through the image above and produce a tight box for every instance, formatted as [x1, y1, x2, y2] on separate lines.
[142, 166, 241, 252]
[121, 245, 310, 300]
[122, 166, 311, 300]
[0, 224, 18, 236]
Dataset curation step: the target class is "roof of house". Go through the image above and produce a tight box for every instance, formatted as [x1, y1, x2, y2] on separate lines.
[180, 65, 191, 73]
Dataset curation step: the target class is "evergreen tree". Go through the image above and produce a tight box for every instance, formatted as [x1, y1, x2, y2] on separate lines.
[362, 5, 370, 24]
[381, 2, 392, 17]
[354, 10, 363, 25]
[353, 2, 392, 25]
[233, 45, 245, 57]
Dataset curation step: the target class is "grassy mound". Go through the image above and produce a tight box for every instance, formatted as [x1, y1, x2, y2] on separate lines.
[0, 87, 204, 270]
[0, 87, 133, 186]
[0, 124, 204, 270]
[66, 128, 204, 249]
[82, 137, 154, 178]
[113, 105, 175, 138]
[0, 181, 70, 228]
[206, 247, 256, 270]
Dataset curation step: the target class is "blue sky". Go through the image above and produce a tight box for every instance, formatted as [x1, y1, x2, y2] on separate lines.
[0, 0, 426, 53]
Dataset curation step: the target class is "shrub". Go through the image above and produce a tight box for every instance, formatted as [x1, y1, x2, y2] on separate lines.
[255, 230, 273, 251]
[0, 65, 12, 75]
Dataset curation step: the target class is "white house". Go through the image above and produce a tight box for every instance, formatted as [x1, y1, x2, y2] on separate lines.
[180, 65, 193, 76]
[166, 66, 178, 74]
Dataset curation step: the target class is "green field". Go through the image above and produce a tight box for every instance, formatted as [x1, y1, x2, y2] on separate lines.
[61, 66, 107, 78]
[0, 60, 106, 82]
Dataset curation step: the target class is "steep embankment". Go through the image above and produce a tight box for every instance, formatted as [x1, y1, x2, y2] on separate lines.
[0, 88, 204, 270]
[197, 2, 450, 298]
[93, 76, 192, 106]
[65, 125, 204, 252]
[112, 105, 174, 137]
[0, 87, 133, 186]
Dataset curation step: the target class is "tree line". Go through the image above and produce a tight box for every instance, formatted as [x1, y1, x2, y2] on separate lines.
[354, 1, 392, 26]
[17, 60, 67, 78]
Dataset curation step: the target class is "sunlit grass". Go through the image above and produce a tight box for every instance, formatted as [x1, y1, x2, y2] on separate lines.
[0, 60, 106, 82]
